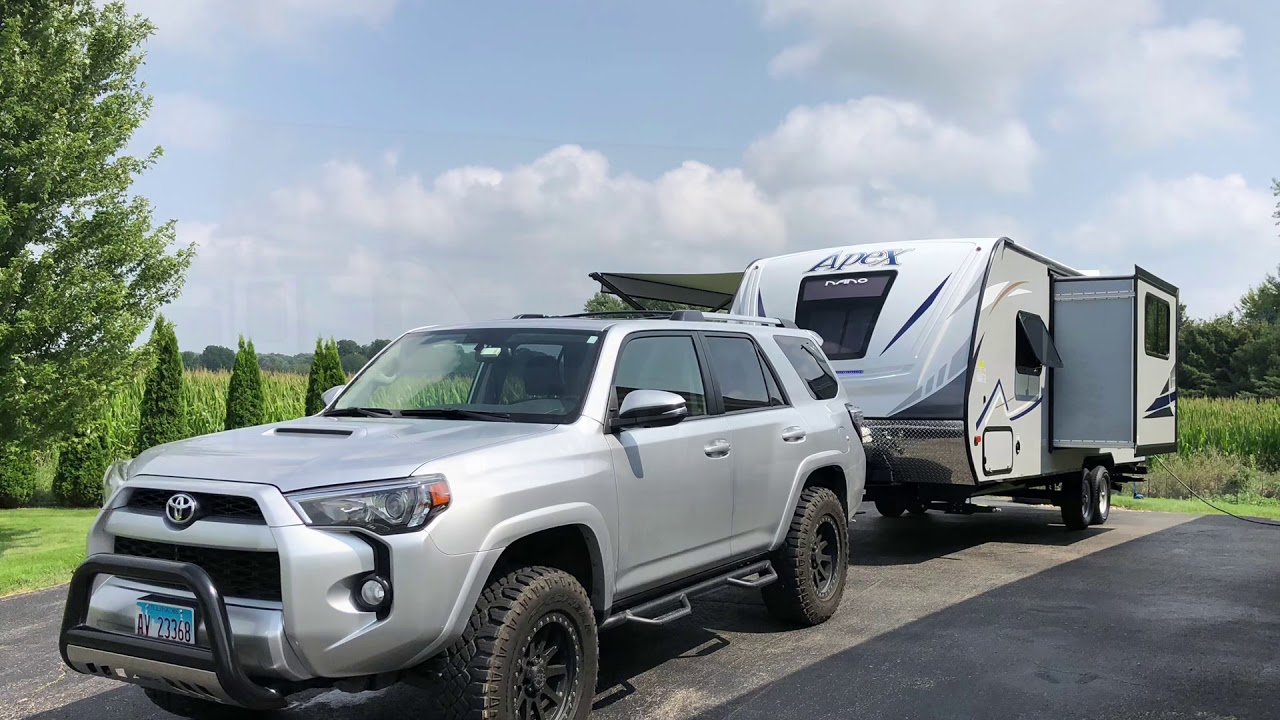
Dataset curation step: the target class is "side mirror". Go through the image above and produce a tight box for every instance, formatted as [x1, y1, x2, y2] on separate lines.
[321, 385, 346, 406]
[611, 390, 688, 431]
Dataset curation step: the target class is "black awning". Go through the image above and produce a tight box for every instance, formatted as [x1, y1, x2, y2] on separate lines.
[1017, 311, 1064, 369]
[589, 271, 744, 310]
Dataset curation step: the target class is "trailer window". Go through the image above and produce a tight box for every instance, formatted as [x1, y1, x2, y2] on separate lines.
[1014, 311, 1064, 376]
[1144, 293, 1171, 358]
[794, 272, 895, 360]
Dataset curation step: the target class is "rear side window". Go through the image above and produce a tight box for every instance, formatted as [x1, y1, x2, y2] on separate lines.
[794, 272, 895, 360]
[775, 336, 839, 400]
[614, 335, 708, 416]
[1144, 293, 1171, 358]
[704, 336, 782, 412]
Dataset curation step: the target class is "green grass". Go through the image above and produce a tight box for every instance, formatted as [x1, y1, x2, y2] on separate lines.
[1112, 494, 1280, 520]
[0, 508, 99, 597]
[1179, 397, 1280, 470]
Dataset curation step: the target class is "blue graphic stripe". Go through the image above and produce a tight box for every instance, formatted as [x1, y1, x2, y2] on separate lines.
[881, 274, 950, 355]
[1145, 390, 1177, 412]
[975, 379, 1006, 430]
[1009, 397, 1041, 421]
[756, 290, 765, 316]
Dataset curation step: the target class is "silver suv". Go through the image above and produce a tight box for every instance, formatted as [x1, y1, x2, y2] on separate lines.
[59, 311, 866, 720]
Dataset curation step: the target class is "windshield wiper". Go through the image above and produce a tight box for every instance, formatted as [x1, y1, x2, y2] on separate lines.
[397, 408, 513, 422]
[322, 407, 401, 418]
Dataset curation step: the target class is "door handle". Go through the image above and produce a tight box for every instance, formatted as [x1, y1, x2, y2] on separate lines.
[704, 439, 732, 458]
[782, 426, 807, 443]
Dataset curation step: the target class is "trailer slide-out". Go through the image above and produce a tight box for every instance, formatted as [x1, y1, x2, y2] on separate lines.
[590, 237, 1179, 529]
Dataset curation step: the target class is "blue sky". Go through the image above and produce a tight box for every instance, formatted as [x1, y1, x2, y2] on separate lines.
[119, 0, 1279, 352]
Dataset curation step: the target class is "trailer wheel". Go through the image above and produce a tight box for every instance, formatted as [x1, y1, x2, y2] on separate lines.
[1060, 470, 1095, 530]
[906, 500, 928, 516]
[873, 497, 904, 517]
[1089, 466, 1111, 525]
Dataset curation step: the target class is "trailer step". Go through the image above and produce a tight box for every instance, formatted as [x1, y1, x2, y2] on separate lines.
[600, 560, 775, 630]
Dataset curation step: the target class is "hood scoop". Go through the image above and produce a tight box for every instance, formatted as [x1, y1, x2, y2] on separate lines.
[270, 426, 356, 438]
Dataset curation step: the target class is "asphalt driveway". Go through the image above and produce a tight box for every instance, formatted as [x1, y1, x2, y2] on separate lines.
[3, 504, 1277, 720]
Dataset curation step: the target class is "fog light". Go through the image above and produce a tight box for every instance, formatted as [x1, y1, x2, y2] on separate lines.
[356, 575, 391, 612]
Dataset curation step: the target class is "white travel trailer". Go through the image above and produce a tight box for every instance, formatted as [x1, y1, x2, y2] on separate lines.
[590, 237, 1179, 529]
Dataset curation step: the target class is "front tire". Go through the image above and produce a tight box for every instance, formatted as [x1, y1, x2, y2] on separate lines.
[1089, 466, 1111, 525]
[1060, 469, 1095, 530]
[432, 566, 597, 720]
[763, 487, 849, 626]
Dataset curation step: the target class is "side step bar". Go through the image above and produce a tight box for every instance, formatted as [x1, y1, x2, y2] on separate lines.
[600, 560, 776, 631]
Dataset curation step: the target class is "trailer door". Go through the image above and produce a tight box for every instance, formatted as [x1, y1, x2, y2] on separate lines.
[1051, 267, 1178, 456]
[1134, 269, 1178, 455]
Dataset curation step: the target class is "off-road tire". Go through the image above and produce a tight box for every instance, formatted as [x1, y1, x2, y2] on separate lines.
[763, 487, 849, 626]
[142, 689, 271, 719]
[874, 497, 904, 518]
[428, 566, 597, 720]
[1060, 469, 1095, 530]
[1089, 466, 1111, 526]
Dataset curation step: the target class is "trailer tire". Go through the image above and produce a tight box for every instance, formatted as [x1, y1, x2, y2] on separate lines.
[1060, 469, 1095, 530]
[874, 497, 904, 518]
[1089, 466, 1111, 525]
[763, 487, 848, 626]
[906, 500, 928, 516]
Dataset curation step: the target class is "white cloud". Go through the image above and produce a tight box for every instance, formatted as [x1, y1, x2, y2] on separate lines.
[143, 93, 229, 151]
[758, 1, 1250, 146]
[745, 97, 1039, 193]
[1058, 19, 1250, 147]
[165, 145, 1010, 350]
[118, 0, 398, 52]
[761, 0, 1159, 113]
[1057, 174, 1277, 317]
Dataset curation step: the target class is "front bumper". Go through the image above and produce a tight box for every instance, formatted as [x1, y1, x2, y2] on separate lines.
[59, 478, 501, 706]
[60, 554, 288, 710]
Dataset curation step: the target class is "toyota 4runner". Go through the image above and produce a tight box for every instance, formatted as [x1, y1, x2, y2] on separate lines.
[59, 310, 866, 720]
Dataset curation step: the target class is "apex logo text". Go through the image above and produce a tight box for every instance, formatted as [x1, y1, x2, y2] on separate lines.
[807, 249, 912, 273]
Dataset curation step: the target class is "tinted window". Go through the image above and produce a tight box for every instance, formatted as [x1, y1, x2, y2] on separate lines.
[705, 336, 775, 412]
[614, 336, 708, 416]
[775, 336, 839, 400]
[794, 272, 895, 360]
[1145, 293, 1171, 358]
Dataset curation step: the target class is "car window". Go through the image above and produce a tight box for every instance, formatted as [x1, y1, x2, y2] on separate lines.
[705, 336, 774, 412]
[775, 336, 839, 400]
[613, 335, 708, 416]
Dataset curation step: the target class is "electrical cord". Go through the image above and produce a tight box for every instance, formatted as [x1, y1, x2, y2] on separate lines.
[1152, 456, 1280, 527]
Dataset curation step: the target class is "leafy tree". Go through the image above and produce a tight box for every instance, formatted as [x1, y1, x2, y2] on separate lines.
[180, 350, 202, 371]
[336, 339, 361, 358]
[52, 428, 110, 507]
[135, 316, 186, 453]
[323, 338, 348, 390]
[0, 1, 192, 450]
[583, 292, 722, 314]
[304, 338, 327, 415]
[200, 344, 236, 371]
[0, 444, 38, 508]
[341, 352, 369, 375]
[225, 336, 264, 429]
[1238, 264, 1280, 327]
[364, 339, 391, 358]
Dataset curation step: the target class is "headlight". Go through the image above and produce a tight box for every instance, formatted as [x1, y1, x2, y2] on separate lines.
[102, 459, 132, 508]
[287, 475, 451, 535]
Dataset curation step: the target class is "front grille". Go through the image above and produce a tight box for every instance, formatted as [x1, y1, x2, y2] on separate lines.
[126, 489, 266, 524]
[113, 537, 282, 602]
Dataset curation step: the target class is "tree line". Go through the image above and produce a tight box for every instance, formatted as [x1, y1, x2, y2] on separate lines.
[1180, 266, 1280, 398]
[182, 338, 391, 375]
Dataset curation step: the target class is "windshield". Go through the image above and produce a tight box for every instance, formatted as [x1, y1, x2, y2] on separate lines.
[333, 328, 603, 423]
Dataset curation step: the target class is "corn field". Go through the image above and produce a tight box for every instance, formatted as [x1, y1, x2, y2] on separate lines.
[1178, 397, 1280, 471]
[91, 373, 1280, 475]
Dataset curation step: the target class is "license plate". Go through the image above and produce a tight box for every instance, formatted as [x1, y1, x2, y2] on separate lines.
[134, 600, 196, 645]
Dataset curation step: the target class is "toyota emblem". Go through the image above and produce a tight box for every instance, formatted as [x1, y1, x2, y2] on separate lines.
[165, 493, 198, 526]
